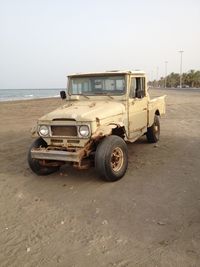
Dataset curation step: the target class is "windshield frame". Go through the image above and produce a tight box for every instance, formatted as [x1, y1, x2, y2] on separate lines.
[68, 74, 127, 96]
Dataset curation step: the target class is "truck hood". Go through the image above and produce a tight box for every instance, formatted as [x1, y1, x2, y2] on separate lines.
[39, 101, 125, 122]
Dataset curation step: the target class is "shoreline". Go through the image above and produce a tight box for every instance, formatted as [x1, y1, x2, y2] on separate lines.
[0, 88, 62, 103]
[0, 95, 60, 104]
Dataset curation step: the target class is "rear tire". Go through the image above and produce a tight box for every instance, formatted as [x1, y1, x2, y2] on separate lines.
[146, 115, 160, 143]
[28, 137, 59, 175]
[95, 135, 128, 182]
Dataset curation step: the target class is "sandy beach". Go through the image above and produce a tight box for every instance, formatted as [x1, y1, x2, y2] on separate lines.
[0, 89, 200, 266]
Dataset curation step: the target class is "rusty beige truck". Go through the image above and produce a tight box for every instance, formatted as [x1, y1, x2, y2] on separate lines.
[28, 70, 166, 181]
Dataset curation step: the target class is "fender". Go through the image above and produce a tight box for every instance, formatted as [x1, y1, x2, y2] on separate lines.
[92, 123, 125, 140]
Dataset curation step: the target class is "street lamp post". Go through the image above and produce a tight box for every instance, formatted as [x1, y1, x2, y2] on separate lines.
[178, 50, 184, 88]
[156, 66, 159, 87]
[164, 61, 168, 88]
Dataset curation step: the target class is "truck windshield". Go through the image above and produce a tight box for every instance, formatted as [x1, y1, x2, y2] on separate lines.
[69, 76, 125, 95]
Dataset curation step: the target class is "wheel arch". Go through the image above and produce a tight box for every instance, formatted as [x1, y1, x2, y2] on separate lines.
[148, 108, 161, 127]
[155, 109, 160, 116]
[92, 123, 126, 142]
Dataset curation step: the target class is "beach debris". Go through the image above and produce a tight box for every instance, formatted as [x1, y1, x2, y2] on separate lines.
[159, 240, 169, 246]
[157, 221, 166, 226]
[26, 247, 31, 253]
[102, 220, 108, 225]
[95, 208, 100, 214]
[61, 221, 65, 225]
[17, 192, 24, 199]
[57, 256, 62, 263]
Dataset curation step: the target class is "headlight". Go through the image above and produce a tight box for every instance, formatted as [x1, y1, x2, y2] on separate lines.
[39, 125, 49, 136]
[79, 125, 90, 137]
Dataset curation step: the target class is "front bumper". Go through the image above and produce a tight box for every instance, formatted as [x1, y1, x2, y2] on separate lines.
[31, 148, 80, 162]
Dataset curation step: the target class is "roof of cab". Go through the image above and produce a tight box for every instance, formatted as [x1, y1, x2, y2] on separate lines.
[68, 70, 146, 77]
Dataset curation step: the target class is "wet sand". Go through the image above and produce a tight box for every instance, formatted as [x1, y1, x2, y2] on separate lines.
[0, 89, 200, 266]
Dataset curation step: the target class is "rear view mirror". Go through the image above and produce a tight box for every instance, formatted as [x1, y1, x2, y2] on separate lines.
[60, 91, 66, 99]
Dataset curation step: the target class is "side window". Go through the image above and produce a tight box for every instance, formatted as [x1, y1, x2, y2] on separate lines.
[130, 78, 136, 98]
[130, 77, 146, 98]
[135, 77, 145, 98]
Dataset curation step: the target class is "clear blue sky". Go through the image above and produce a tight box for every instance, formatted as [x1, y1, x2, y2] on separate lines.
[0, 0, 199, 89]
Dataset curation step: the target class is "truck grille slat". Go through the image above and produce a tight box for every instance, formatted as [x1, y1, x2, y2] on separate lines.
[51, 126, 77, 136]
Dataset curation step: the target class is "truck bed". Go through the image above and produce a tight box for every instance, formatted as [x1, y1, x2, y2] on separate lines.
[148, 95, 166, 115]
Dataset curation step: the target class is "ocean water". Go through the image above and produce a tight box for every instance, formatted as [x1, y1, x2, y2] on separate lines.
[0, 88, 63, 102]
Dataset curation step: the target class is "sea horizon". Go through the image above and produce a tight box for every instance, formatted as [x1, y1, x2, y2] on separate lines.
[0, 88, 65, 102]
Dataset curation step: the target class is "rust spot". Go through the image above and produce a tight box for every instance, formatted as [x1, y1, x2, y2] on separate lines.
[77, 139, 94, 161]
[92, 125, 114, 140]
[73, 159, 91, 169]
[96, 117, 100, 127]
[89, 102, 96, 108]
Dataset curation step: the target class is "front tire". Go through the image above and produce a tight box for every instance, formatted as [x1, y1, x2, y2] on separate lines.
[146, 115, 160, 143]
[95, 135, 128, 182]
[28, 137, 59, 175]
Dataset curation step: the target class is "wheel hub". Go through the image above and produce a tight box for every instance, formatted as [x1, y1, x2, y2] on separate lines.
[154, 119, 160, 138]
[111, 147, 124, 172]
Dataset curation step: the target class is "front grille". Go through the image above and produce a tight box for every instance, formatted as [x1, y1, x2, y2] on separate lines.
[51, 126, 77, 137]
[51, 139, 63, 143]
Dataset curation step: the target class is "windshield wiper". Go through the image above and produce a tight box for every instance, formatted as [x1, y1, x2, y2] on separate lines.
[94, 91, 114, 99]
[81, 94, 90, 99]
[105, 94, 114, 99]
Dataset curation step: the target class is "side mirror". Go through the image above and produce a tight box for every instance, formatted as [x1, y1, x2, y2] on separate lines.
[60, 90, 66, 99]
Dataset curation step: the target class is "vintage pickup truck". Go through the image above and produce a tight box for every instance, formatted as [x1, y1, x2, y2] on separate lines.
[28, 70, 166, 181]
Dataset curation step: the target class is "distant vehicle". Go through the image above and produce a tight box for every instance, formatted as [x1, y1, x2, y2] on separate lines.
[177, 85, 190, 88]
[28, 70, 166, 182]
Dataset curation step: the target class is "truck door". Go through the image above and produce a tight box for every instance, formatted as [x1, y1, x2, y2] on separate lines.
[128, 77, 148, 140]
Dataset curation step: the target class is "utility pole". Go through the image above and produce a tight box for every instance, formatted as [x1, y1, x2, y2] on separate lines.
[164, 61, 168, 88]
[156, 66, 159, 87]
[178, 50, 184, 88]
[151, 70, 153, 87]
